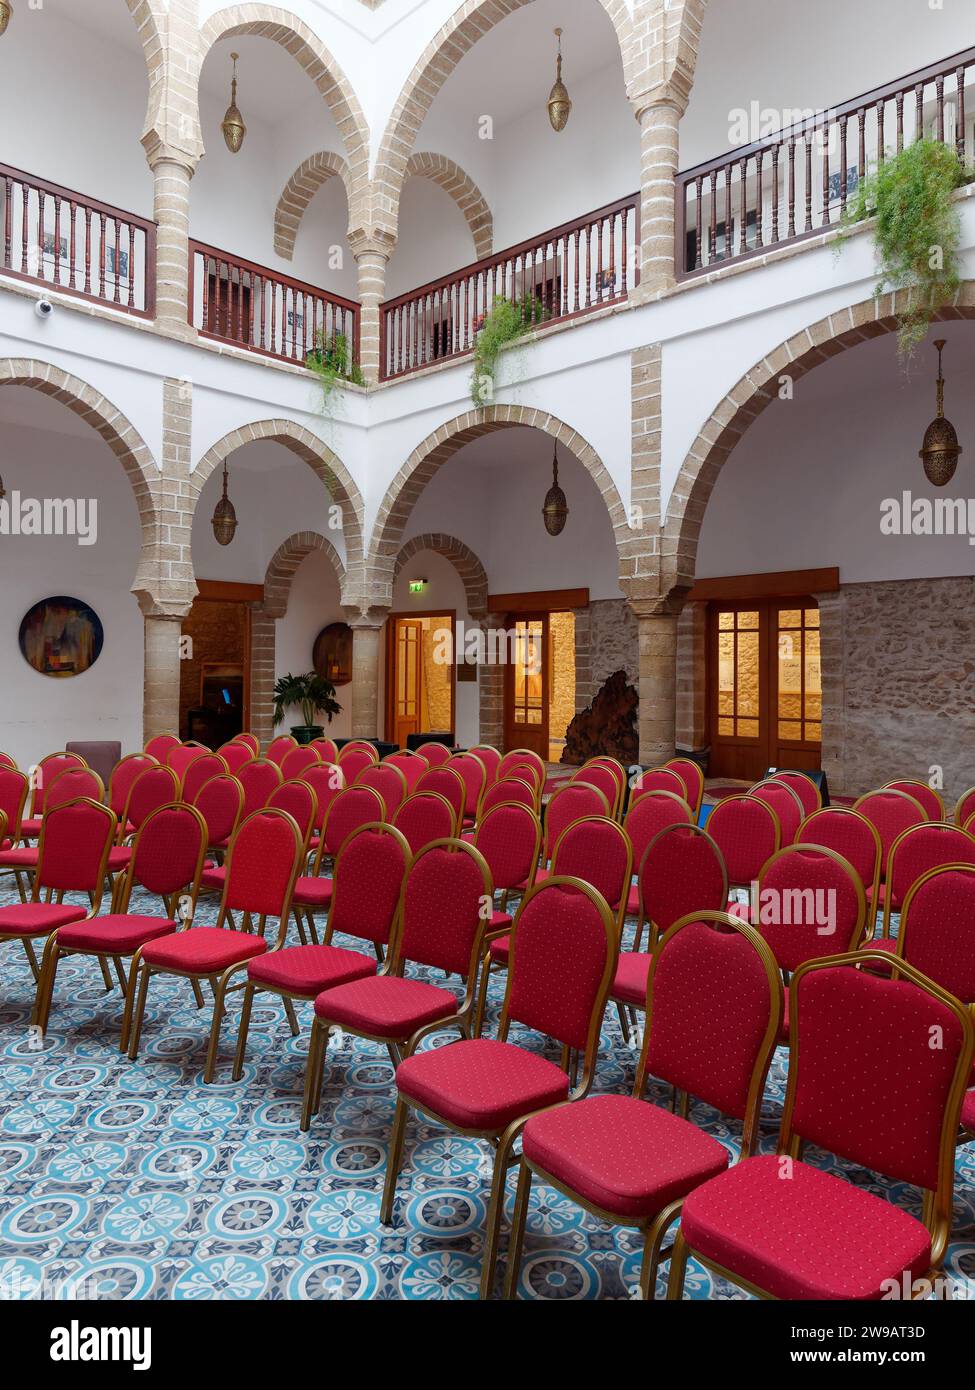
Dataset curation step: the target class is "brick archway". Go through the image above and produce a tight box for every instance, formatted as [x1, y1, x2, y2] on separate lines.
[365, 405, 631, 607]
[124, 0, 166, 133]
[394, 533, 488, 618]
[663, 287, 975, 593]
[371, 0, 633, 244]
[199, 6, 370, 200]
[263, 530, 346, 618]
[274, 152, 352, 260]
[192, 420, 365, 591]
[404, 154, 493, 259]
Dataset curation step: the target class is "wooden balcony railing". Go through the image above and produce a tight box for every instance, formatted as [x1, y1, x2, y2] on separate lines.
[0, 163, 155, 315]
[677, 46, 975, 279]
[189, 241, 360, 367]
[379, 193, 639, 382]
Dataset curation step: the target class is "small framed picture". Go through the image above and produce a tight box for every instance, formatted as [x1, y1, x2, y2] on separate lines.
[827, 165, 859, 208]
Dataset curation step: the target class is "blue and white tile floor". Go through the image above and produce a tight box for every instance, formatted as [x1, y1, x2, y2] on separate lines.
[2, 884, 975, 1300]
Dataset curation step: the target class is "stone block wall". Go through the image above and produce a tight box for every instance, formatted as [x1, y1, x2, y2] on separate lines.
[577, 599, 639, 712]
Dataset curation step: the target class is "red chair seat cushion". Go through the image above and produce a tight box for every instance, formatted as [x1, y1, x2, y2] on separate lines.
[200, 866, 226, 891]
[19, 817, 43, 838]
[248, 943, 376, 996]
[523, 1094, 729, 1220]
[57, 914, 178, 953]
[679, 1153, 932, 1300]
[611, 951, 652, 1008]
[395, 1038, 570, 1132]
[314, 975, 457, 1039]
[141, 927, 267, 974]
[515, 867, 548, 893]
[488, 932, 511, 964]
[0, 903, 88, 935]
[0, 847, 39, 868]
[866, 883, 901, 911]
[961, 1089, 975, 1134]
[291, 876, 334, 908]
[106, 847, 132, 872]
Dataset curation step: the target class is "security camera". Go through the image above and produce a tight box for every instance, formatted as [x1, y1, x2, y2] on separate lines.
[35, 299, 54, 320]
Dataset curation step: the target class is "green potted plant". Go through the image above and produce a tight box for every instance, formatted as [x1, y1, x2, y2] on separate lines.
[470, 294, 549, 407]
[306, 329, 365, 413]
[272, 671, 341, 744]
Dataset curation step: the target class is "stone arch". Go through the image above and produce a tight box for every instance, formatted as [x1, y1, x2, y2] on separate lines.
[198, 5, 370, 203]
[274, 152, 352, 260]
[263, 530, 346, 618]
[366, 404, 631, 606]
[124, 0, 166, 135]
[192, 420, 365, 595]
[404, 153, 493, 259]
[394, 533, 488, 618]
[663, 287, 975, 593]
[371, 0, 633, 244]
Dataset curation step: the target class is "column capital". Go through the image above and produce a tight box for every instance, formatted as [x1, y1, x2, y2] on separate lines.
[134, 587, 196, 622]
[621, 582, 689, 620]
[343, 604, 390, 630]
[141, 130, 202, 179]
[348, 231, 395, 263]
[629, 77, 693, 122]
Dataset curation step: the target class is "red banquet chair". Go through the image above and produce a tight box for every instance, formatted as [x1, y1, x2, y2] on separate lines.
[21, 751, 88, 838]
[0, 768, 107, 889]
[191, 773, 244, 856]
[887, 864, 975, 1004]
[289, 785, 387, 942]
[266, 734, 298, 767]
[883, 778, 944, 821]
[309, 736, 339, 763]
[337, 741, 380, 782]
[853, 786, 927, 880]
[503, 911, 782, 1300]
[237, 757, 283, 818]
[475, 775, 539, 820]
[180, 751, 227, 804]
[300, 763, 346, 849]
[667, 952, 974, 1302]
[356, 762, 408, 817]
[302, 838, 493, 1131]
[796, 806, 882, 931]
[538, 780, 609, 867]
[0, 752, 17, 770]
[165, 743, 208, 786]
[0, 766, 29, 851]
[622, 791, 695, 940]
[119, 764, 181, 840]
[955, 786, 975, 828]
[217, 741, 253, 775]
[33, 802, 209, 1042]
[392, 791, 457, 856]
[415, 765, 465, 832]
[379, 875, 617, 1299]
[415, 741, 452, 768]
[749, 777, 804, 847]
[125, 807, 305, 1083]
[631, 766, 688, 805]
[571, 759, 625, 819]
[0, 799, 116, 989]
[447, 752, 487, 826]
[705, 794, 780, 894]
[665, 757, 706, 817]
[867, 821, 975, 940]
[383, 751, 427, 793]
[472, 802, 542, 925]
[232, 732, 260, 756]
[280, 744, 322, 782]
[611, 823, 729, 1023]
[498, 748, 545, 786]
[769, 769, 822, 818]
[199, 783, 317, 905]
[469, 744, 502, 787]
[108, 753, 158, 819]
[144, 733, 180, 762]
[233, 823, 411, 1094]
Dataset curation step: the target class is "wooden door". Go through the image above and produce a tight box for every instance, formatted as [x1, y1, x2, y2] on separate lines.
[708, 598, 821, 780]
[393, 619, 423, 750]
[504, 614, 549, 757]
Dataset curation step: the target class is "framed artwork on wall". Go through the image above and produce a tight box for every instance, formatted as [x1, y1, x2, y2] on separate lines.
[313, 622, 353, 686]
[19, 595, 104, 677]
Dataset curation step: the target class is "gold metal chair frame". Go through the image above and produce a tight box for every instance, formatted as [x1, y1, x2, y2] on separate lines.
[303, 784, 387, 914]
[883, 778, 945, 821]
[622, 791, 697, 951]
[797, 805, 882, 946]
[191, 772, 245, 861]
[355, 759, 408, 817]
[954, 786, 975, 827]
[392, 790, 466, 855]
[415, 764, 467, 835]
[0, 767, 34, 901]
[666, 949, 975, 1301]
[447, 751, 488, 822]
[664, 756, 707, 817]
[707, 792, 782, 892]
[579, 755, 628, 820]
[753, 841, 868, 973]
[879, 822, 975, 940]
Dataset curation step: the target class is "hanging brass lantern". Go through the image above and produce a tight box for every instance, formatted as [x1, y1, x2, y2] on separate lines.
[919, 339, 962, 487]
[547, 28, 571, 133]
[542, 448, 569, 536]
[0, 4, 12, 38]
[211, 461, 238, 546]
[221, 52, 246, 154]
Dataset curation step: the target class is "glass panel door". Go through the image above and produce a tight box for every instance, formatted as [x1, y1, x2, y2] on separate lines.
[504, 614, 550, 757]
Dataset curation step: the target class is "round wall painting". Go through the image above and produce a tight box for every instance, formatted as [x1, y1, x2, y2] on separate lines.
[19, 595, 104, 678]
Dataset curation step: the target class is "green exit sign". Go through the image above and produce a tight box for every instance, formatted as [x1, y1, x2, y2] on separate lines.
[408, 579, 426, 593]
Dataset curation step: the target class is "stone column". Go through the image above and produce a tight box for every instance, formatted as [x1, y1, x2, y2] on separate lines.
[248, 609, 277, 748]
[347, 610, 388, 738]
[676, 600, 708, 750]
[144, 144, 197, 336]
[635, 94, 685, 295]
[477, 611, 506, 749]
[631, 596, 685, 766]
[350, 239, 390, 385]
[140, 600, 192, 742]
[814, 589, 846, 796]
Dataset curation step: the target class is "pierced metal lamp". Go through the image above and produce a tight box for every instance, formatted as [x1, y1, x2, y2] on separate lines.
[221, 52, 246, 154]
[211, 461, 238, 546]
[0, 4, 12, 38]
[919, 339, 962, 487]
[542, 448, 569, 535]
[547, 28, 572, 132]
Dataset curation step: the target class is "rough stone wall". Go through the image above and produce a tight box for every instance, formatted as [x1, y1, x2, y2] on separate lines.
[548, 611, 576, 754]
[586, 599, 639, 704]
[676, 600, 707, 749]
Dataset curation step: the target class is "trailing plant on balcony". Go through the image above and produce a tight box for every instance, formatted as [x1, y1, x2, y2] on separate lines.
[272, 671, 341, 741]
[841, 139, 970, 357]
[470, 294, 549, 407]
[306, 330, 365, 411]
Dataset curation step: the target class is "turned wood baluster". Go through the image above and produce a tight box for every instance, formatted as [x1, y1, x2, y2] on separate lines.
[822, 122, 831, 226]
[876, 98, 886, 162]
[585, 223, 592, 305]
[935, 74, 945, 143]
[839, 114, 849, 217]
[4, 175, 13, 269]
[397, 301, 404, 373]
[754, 150, 764, 246]
[83, 207, 92, 292]
[860, 106, 869, 175]
[771, 144, 780, 244]
[956, 66, 967, 160]
[98, 213, 107, 298]
[803, 133, 813, 231]
[113, 220, 122, 302]
[269, 276, 277, 354]
[463, 274, 470, 351]
[201, 254, 210, 331]
[708, 170, 717, 265]
[573, 228, 581, 308]
[259, 275, 266, 349]
[694, 175, 703, 268]
[616, 218, 625, 298]
[723, 168, 732, 260]
[37, 188, 46, 281]
[127, 225, 135, 307]
[739, 158, 748, 255]
[787, 137, 796, 238]
[412, 294, 419, 369]
[21, 181, 29, 275]
[54, 195, 64, 285]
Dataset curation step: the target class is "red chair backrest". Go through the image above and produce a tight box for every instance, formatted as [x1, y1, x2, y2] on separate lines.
[664, 757, 706, 814]
[337, 744, 379, 782]
[356, 763, 407, 817]
[447, 753, 487, 819]
[0, 752, 17, 770]
[237, 758, 283, 817]
[631, 767, 686, 804]
[498, 752, 543, 790]
[328, 824, 410, 947]
[232, 733, 260, 755]
[504, 878, 615, 1053]
[887, 822, 975, 909]
[749, 779, 803, 846]
[398, 840, 491, 975]
[647, 914, 781, 1122]
[35, 799, 116, 896]
[550, 816, 632, 915]
[624, 791, 693, 877]
[220, 808, 303, 919]
[853, 788, 927, 873]
[473, 802, 542, 893]
[144, 733, 180, 761]
[323, 785, 386, 855]
[884, 779, 943, 821]
[756, 845, 865, 973]
[898, 865, 975, 1002]
[796, 807, 881, 898]
[280, 745, 322, 781]
[191, 774, 244, 847]
[31, 752, 87, 814]
[128, 803, 207, 898]
[0, 767, 29, 841]
[768, 770, 821, 817]
[383, 752, 427, 792]
[788, 958, 971, 1190]
[266, 735, 298, 767]
[123, 765, 181, 832]
[571, 762, 622, 816]
[166, 744, 207, 781]
[706, 794, 780, 887]
[955, 787, 975, 828]
[46, 766, 104, 810]
[543, 782, 609, 860]
[217, 741, 253, 775]
[181, 753, 227, 804]
[638, 823, 729, 940]
[392, 791, 456, 856]
[480, 776, 537, 816]
[415, 766, 465, 829]
[310, 737, 339, 763]
[469, 745, 502, 786]
[415, 742, 452, 767]
[301, 763, 346, 831]
[109, 754, 157, 816]
[267, 780, 318, 850]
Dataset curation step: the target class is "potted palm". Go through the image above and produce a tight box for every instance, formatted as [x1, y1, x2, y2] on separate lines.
[272, 671, 341, 744]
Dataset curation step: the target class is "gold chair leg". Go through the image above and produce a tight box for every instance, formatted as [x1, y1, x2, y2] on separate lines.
[501, 1162, 534, 1300]
[119, 951, 142, 1053]
[32, 937, 60, 1030]
[639, 1202, 682, 1302]
[473, 955, 493, 1037]
[203, 970, 235, 1084]
[283, 996, 300, 1037]
[306, 909, 319, 945]
[294, 910, 307, 946]
[126, 965, 152, 1060]
[190, 979, 205, 1009]
[380, 1097, 409, 1226]
[665, 1228, 690, 1301]
[97, 955, 114, 993]
[21, 937, 40, 983]
[232, 982, 255, 1081]
[300, 1018, 328, 1132]
[112, 956, 128, 993]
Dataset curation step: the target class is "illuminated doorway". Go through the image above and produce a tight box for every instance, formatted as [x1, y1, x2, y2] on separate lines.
[385, 611, 455, 749]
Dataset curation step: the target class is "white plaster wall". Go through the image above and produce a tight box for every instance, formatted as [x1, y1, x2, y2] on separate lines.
[385, 178, 478, 299]
[274, 547, 353, 739]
